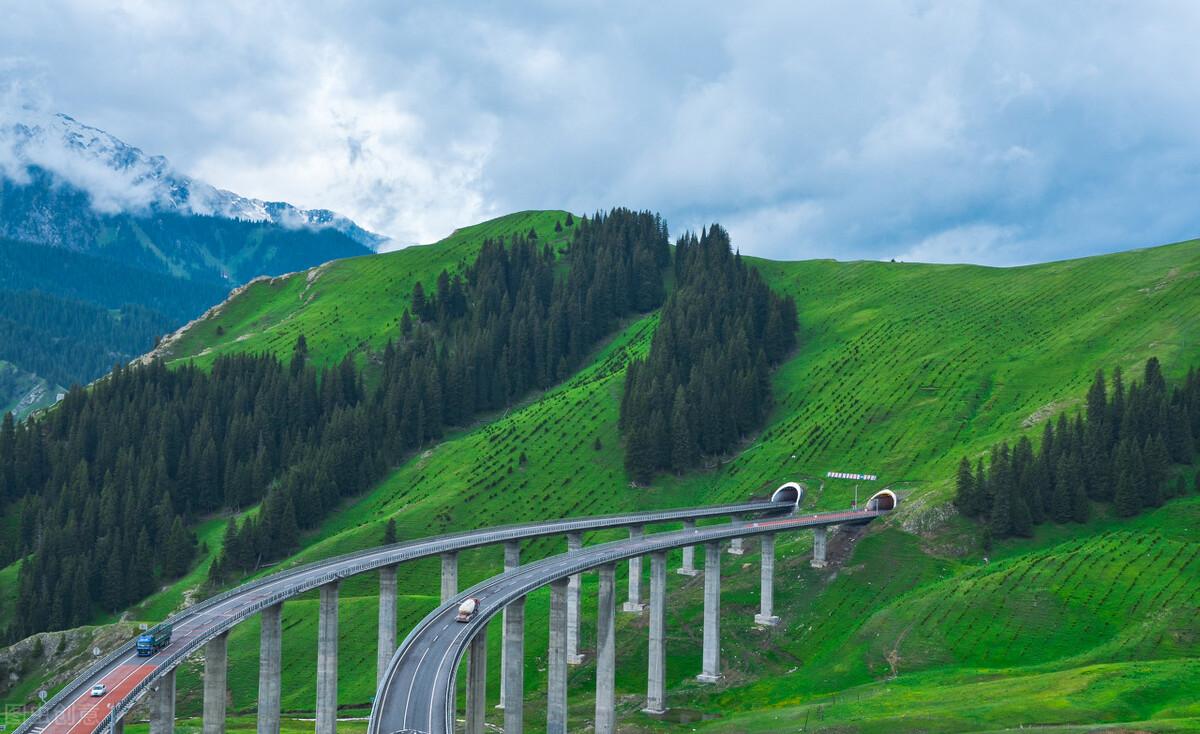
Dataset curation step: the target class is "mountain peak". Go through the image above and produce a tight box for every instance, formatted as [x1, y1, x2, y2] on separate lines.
[1, 109, 388, 250]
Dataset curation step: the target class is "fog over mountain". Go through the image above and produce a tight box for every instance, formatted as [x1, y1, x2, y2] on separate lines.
[0, 106, 386, 249]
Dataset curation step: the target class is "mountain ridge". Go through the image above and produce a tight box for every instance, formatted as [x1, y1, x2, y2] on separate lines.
[1, 110, 387, 250]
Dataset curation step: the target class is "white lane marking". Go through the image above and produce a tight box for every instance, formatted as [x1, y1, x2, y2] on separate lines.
[56, 656, 148, 734]
[400, 641, 436, 729]
[54, 505, 793, 734]
[427, 609, 478, 734]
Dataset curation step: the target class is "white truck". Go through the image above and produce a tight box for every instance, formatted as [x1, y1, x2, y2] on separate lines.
[456, 597, 480, 623]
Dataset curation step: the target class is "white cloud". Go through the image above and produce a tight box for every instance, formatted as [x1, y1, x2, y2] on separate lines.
[897, 223, 1024, 266]
[3, 1, 1200, 263]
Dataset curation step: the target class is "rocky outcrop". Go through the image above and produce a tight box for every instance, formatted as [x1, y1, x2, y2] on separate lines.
[0, 623, 140, 705]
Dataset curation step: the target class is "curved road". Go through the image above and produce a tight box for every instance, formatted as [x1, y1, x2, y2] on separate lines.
[372, 507, 883, 734]
[20, 499, 791, 734]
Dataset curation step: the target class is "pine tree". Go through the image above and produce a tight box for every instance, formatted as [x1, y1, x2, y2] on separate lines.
[1086, 369, 1107, 428]
[1069, 452, 1090, 523]
[989, 445, 1013, 537]
[163, 516, 194, 579]
[412, 282, 428, 320]
[624, 425, 656, 485]
[670, 387, 697, 473]
[1143, 434, 1168, 507]
[291, 334, 308, 376]
[1113, 440, 1140, 517]
[954, 457, 977, 516]
[1052, 454, 1073, 523]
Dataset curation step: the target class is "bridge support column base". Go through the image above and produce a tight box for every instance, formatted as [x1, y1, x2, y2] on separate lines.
[440, 551, 458, 603]
[203, 631, 229, 734]
[754, 614, 781, 626]
[812, 526, 828, 568]
[696, 673, 723, 684]
[315, 581, 339, 734]
[676, 567, 699, 576]
[150, 667, 175, 734]
[641, 706, 667, 715]
[503, 596, 526, 732]
[547, 579, 569, 734]
[497, 539, 520, 710]
[258, 603, 283, 734]
[568, 653, 585, 665]
[622, 601, 646, 613]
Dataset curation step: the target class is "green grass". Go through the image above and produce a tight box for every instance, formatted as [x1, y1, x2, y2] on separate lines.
[693, 659, 1200, 733]
[174, 232, 1200, 731]
[10, 217, 1200, 732]
[160, 210, 573, 370]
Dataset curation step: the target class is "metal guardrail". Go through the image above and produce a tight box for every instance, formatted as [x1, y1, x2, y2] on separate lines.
[373, 508, 883, 734]
[18, 499, 791, 734]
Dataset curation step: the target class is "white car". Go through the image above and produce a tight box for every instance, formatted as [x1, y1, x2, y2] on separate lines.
[90, 684, 106, 697]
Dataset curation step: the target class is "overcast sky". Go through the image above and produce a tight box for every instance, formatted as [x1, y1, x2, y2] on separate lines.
[3, 1, 1200, 265]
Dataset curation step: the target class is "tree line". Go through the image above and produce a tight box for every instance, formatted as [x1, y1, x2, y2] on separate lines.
[1, 348, 372, 639]
[0, 207, 736, 638]
[619, 225, 798, 483]
[955, 357, 1200, 544]
[0, 290, 175, 389]
[210, 208, 670, 585]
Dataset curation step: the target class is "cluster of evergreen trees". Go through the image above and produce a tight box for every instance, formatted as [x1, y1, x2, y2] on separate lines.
[0, 290, 175, 389]
[210, 208, 670, 583]
[955, 358, 1200, 542]
[0, 207, 713, 638]
[619, 225, 798, 483]
[3, 348, 379, 638]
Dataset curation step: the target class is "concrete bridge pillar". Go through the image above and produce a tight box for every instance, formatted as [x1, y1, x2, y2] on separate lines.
[202, 630, 228, 734]
[465, 629, 488, 734]
[697, 542, 722, 683]
[754, 534, 780, 626]
[150, 667, 175, 734]
[812, 526, 828, 568]
[728, 516, 746, 555]
[503, 596, 526, 733]
[547, 578, 569, 734]
[678, 519, 698, 576]
[498, 540, 520, 710]
[567, 531, 584, 664]
[623, 525, 645, 612]
[643, 551, 668, 715]
[377, 566, 397, 687]
[316, 581, 339, 734]
[594, 563, 617, 734]
[441, 551, 458, 603]
[258, 602, 283, 734]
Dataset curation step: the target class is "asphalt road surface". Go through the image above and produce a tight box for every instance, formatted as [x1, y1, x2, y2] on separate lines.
[371, 507, 883, 734]
[21, 499, 790, 734]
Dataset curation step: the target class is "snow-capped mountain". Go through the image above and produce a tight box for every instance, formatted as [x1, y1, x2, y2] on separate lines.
[0, 110, 387, 249]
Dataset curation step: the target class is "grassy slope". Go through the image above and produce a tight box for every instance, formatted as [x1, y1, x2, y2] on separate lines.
[13, 216, 1200, 732]
[160, 210, 572, 370]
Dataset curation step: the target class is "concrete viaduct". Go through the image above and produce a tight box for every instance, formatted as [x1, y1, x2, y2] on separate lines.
[17, 483, 895, 734]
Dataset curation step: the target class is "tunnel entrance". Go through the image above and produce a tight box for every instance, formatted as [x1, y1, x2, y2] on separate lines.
[865, 489, 897, 512]
[770, 482, 804, 511]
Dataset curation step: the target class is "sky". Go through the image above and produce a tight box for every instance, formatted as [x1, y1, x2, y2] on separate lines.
[2, 1, 1200, 265]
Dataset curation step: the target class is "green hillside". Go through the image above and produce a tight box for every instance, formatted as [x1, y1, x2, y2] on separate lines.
[11, 215, 1200, 732]
[155, 210, 572, 369]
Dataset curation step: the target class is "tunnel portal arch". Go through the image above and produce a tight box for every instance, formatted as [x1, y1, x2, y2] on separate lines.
[865, 488, 898, 512]
[770, 482, 804, 511]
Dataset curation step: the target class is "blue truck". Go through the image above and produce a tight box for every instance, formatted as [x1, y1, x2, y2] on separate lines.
[136, 624, 172, 656]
